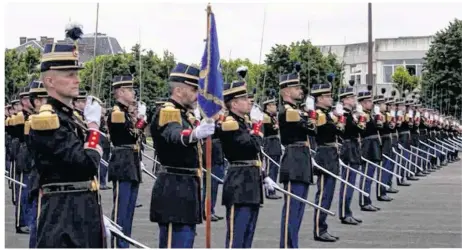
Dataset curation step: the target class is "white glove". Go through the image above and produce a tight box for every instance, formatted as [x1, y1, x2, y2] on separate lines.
[373, 105, 380, 115]
[194, 107, 201, 120]
[424, 111, 429, 118]
[429, 115, 434, 120]
[397, 110, 403, 117]
[250, 105, 264, 122]
[193, 119, 215, 140]
[305, 96, 315, 110]
[391, 110, 396, 117]
[84, 96, 102, 127]
[263, 176, 277, 192]
[335, 102, 344, 116]
[356, 103, 364, 114]
[408, 110, 414, 118]
[416, 112, 421, 118]
[137, 102, 147, 119]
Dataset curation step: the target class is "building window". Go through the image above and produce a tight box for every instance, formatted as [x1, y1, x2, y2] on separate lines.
[356, 74, 361, 85]
[383, 65, 393, 83]
[366, 73, 377, 85]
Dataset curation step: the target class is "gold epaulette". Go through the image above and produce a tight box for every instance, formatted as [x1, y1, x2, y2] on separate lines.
[404, 114, 410, 122]
[31, 104, 60, 131]
[263, 114, 271, 124]
[285, 105, 300, 122]
[222, 116, 239, 131]
[9, 115, 16, 126]
[158, 102, 181, 127]
[111, 106, 126, 123]
[316, 109, 326, 126]
[15, 112, 25, 125]
[24, 116, 32, 135]
[5, 117, 10, 126]
[386, 112, 392, 122]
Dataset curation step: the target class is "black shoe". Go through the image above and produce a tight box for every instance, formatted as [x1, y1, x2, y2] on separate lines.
[407, 176, 420, 181]
[328, 232, 339, 240]
[386, 187, 399, 193]
[422, 170, 431, 174]
[361, 204, 378, 212]
[397, 181, 411, 186]
[266, 193, 282, 200]
[352, 217, 363, 223]
[442, 162, 448, 166]
[314, 232, 337, 242]
[210, 214, 219, 222]
[136, 203, 143, 208]
[341, 216, 358, 225]
[100, 185, 112, 190]
[377, 195, 393, 202]
[371, 204, 381, 211]
[214, 214, 224, 220]
[16, 226, 30, 234]
[415, 172, 426, 177]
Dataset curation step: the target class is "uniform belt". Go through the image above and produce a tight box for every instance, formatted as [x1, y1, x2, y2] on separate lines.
[380, 133, 392, 138]
[41, 180, 98, 195]
[228, 160, 262, 168]
[342, 138, 360, 142]
[161, 166, 200, 177]
[286, 141, 309, 147]
[363, 134, 379, 140]
[265, 135, 280, 140]
[113, 144, 140, 152]
[399, 131, 411, 135]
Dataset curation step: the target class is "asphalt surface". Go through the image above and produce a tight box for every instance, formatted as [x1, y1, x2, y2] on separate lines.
[5, 151, 462, 248]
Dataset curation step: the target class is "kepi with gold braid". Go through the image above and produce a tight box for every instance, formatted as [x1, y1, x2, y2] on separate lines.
[169, 62, 200, 88]
[223, 81, 247, 103]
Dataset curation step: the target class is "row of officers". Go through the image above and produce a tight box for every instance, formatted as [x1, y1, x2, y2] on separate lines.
[5, 40, 462, 248]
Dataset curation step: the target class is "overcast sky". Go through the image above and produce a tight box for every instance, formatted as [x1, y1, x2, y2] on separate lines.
[5, 2, 462, 64]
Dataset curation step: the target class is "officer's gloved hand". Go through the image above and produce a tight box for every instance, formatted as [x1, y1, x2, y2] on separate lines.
[137, 102, 147, 119]
[193, 119, 215, 140]
[263, 176, 277, 192]
[84, 96, 102, 128]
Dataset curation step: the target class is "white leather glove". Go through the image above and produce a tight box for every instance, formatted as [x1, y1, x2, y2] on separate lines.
[193, 107, 201, 120]
[137, 102, 147, 119]
[263, 176, 277, 192]
[356, 103, 364, 114]
[416, 112, 421, 118]
[305, 96, 315, 111]
[390, 110, 396, 117]
[373, 105, 380, 115]
[250, 105, 264, 122]
[84, 96, 102, 127]
[408, 110, 414, 118]
[397, 110, 403, 117]
[430, 115, 434, 120]
[424, 111, 429, 118]
[335, 102, 343, 116]
[193, 119, 215, 140]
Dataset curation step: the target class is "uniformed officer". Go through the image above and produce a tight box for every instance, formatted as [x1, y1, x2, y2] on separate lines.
[30, 40, 107, 247]
[218, 80, 274, 248]
[26, 80, 48, 247]
[338, 83, 365, 225]
[312, 79, 345, 242]
[385, 95, 401, 193]
[404, 100, 421, 181]
[410, 101, 429, 176]
[278, 72, 316, 248]
[149, 63, 215, 248]
[99, 104, 111, 190]
[376, 92, 394, 202]
[396, 97, 413, 185]
[5, 103, 14, 192]
[358, 88, 383, 212]
[14, 86, 33, 234]
[261, 89, 282, 200]
[8, 96, 21, 206]
[108, 75, 147, 248]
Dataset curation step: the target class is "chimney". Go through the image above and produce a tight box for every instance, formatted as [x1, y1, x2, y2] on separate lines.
[20, 37, 27, 45]
[46, 37, 54, 45]
[40, 36, 47, 45]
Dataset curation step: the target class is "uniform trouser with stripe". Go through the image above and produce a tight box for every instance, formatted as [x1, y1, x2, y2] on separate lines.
[279, 181, 309, 248]
[158, 223, 196, 248]
[359, 162, 376, 207]
[338, 165, 358, 219]
[377, 158, 392, 198]
[15, 172, 31, 229]
[226, 204, 260, 248]
[313, 174, 336, 237]
[202, 164, 224, 215]
[29, 197, 38, 248]
[266, 155, 280, 196]
[398, 150, 410, 183]
[111, 181, 139, 248]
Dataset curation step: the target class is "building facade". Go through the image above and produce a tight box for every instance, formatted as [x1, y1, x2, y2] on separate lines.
[317, 36, 433, 96]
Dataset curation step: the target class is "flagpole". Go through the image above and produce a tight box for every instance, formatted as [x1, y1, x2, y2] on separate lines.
[90, 2, 99, 95]
[205, 3, 212, 249]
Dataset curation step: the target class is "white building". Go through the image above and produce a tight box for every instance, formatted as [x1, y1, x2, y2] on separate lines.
[317, 36, 433, 96]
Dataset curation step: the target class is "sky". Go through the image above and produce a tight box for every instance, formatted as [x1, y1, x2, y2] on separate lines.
[4, 1, 462, 64]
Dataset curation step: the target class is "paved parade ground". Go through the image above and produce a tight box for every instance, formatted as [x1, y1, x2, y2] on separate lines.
[5, 151, 462, 248]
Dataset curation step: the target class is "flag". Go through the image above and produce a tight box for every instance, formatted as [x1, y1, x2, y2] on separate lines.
[198, 9, 224, 118]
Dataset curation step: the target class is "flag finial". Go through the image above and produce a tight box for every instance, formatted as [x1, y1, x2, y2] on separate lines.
[206, 3, 212, 13]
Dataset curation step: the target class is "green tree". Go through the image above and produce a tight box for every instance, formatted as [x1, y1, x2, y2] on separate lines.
[4, 47, 41, 100]
[422, 19, 462, 118]
[392, 65, 413, 92]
